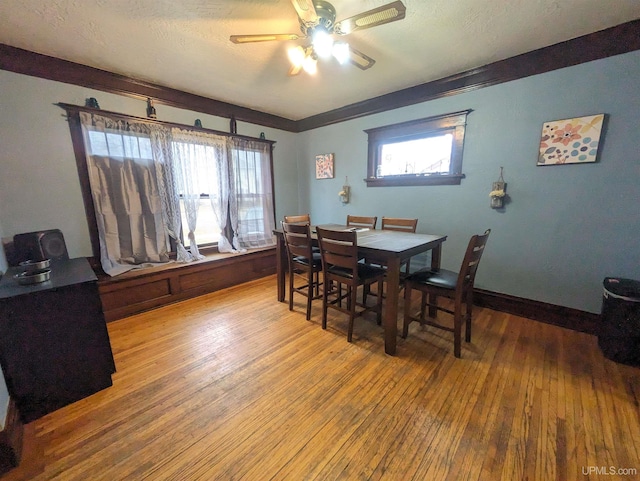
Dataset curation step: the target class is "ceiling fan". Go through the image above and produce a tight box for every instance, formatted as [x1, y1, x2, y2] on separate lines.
[230, 0, 406, 76]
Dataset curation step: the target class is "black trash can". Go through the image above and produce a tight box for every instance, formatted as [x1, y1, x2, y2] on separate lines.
[599, 277, 640, 366]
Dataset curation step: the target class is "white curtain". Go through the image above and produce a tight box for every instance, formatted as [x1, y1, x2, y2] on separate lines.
[171, 128, 231, 258]
[228, 137, 276, 249]
[207, 141, 234, 253]
[79, 112, 170, 276]
[149, 125, 191, 263]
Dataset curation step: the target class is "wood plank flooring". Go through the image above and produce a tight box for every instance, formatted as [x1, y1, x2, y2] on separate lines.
[2, 275, 639, 480]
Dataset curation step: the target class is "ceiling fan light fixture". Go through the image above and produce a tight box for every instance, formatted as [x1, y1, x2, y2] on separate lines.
[288, 45, 306, 67]
[311, 28, 334, 58]
[332, 42, 350, 64]
[302, 54, 318, 74]
[231, 1, 407, 76]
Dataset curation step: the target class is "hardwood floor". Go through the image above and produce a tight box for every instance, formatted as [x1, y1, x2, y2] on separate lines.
[2, 276, 639, 480]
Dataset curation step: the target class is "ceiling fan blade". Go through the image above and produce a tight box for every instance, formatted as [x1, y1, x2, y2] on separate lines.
[230, 33, 303, 44]
[334, 1, 406, 35]
[348, 47, 376, 70]
[291, 0, 318, 25]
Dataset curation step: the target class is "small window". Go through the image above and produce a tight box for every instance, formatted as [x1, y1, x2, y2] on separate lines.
[364, 110, 471, 187]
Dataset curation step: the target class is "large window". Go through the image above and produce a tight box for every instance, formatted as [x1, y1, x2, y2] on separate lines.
[233, 148, 267, 242]
[364, 110, 471, 187]
[66, 105, 276, 276]
[171, 138, 225, 249]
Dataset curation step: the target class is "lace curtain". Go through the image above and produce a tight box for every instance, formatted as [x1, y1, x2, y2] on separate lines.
[149, 125, 191, 263]
[171, 128, 232, 257]
[228, 137, 276, 249]
[79, 112, 171, 275]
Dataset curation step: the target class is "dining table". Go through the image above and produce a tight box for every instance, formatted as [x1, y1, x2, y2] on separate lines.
[274, 224, 447, 355]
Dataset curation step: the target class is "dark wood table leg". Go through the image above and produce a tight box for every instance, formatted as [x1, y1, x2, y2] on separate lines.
[384, 257, 401, 355]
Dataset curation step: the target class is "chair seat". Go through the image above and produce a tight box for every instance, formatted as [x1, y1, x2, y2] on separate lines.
[292, 252, 322, 267]
[407, 268, 458, 290]
[402, 229, 491, 358]
[327, 263, 387, 281]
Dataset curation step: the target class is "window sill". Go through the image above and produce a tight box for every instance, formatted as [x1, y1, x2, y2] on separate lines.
[364, 174, 465, 187]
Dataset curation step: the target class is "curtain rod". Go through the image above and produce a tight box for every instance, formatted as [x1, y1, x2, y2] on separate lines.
[55, 103, 276, 145]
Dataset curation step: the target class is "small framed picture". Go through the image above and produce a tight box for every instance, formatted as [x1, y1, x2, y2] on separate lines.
[537, 114, 605, 166]
[315, 153, 335, 179]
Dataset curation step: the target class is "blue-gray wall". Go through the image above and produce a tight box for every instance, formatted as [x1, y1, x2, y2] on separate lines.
[296, 51, 640, 313]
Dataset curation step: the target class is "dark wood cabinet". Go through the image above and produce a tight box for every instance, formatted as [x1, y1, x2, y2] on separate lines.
[0, 258, 115, 423]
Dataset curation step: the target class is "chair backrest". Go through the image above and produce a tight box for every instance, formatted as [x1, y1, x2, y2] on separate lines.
[346, 215, 377, 229]
[316, 227, 359, 273]
[456, 229, 491, 293]
[282, 222, 314, 260]
[283, 214, 311, 225]
[381, 217, 418, 233]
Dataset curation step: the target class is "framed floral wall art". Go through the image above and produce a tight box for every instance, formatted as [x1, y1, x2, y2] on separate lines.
[537, 114, 605, 166]
[315, 153, 335, 179]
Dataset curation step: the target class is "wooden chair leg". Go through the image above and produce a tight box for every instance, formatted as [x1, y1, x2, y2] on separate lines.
[288, 267, 294, 312]
[427, 292, 438, 318]
[322, 278, 329, 330]
[305, 269, 313, 320]
[453, 299, 462, 358]
[347, 284, 358, 342]
[465, 292, 473, 342]
[420, 292, 429, 325]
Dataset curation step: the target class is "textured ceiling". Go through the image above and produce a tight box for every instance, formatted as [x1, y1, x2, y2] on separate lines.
[1, 0, 639, 121]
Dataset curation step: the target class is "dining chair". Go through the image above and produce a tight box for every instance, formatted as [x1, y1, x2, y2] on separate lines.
[282, 221, 323, 320]
[402, 229, 491, 358]
[283, 214, 311, 225]
[381, 216, 418, 276]
[284, 214, 322, 253]
[363, 216, 419, 303]
[381, 217, 418, 233]
[316, 227, 386, 342]
[346, 215, 377, 230]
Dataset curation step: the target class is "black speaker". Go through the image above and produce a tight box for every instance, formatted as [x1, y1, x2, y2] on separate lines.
[13, 229, 69, 264]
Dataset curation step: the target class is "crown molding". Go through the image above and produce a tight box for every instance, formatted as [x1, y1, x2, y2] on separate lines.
[297, 19, 640, 131]
[0, 43, 296, 132]
[1, 19, 639, 133]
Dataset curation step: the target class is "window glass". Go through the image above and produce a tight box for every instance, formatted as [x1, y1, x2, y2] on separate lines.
[173, 141, 223, 247]
[87, 130, 152, 159]
[378, 134, 453, 176]
[235, 149, 263, 236]
[365, 110, 471, 187]
[179, 197, 220, 244]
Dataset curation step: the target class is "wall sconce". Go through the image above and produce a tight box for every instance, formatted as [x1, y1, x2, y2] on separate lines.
[339, 177, 350, 204]
[489, 167, 507, 209]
